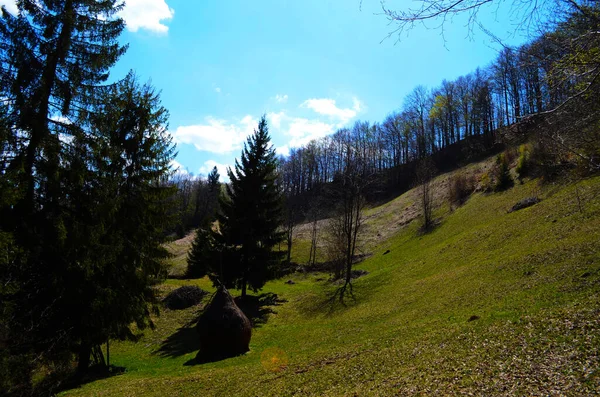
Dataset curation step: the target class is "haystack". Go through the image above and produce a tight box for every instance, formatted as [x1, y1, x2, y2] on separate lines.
[195, 286, 251, 360]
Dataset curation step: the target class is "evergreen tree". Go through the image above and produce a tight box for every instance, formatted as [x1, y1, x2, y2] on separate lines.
[192, 116, 284, 298]
[205, 166, 221, 225]
[187, 227, 218, 279]
[187, 167, 222, 278]
[68, 73, 176, 371]
[0, 1, 175, 389]
[208, 166, 221, 188]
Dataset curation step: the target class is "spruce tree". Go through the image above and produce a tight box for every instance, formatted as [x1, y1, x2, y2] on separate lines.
[187, 227, 218, 279]
[0, 1, 176, 388]
[67, 73, 176, 371]
[187, 166, 221, 278]
[208, 166, 221, 189]
[205, 166, 221, 225]
[217, 116, 284, 298]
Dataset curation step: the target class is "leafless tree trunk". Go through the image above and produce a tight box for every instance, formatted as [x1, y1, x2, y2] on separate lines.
[308, 207, 320, 267]
[416, 158, 437, 231]
[324, 132, 371, 301]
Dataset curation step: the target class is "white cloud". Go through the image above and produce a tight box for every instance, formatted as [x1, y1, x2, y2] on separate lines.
[301, 98, 362, 124]
[274, 94, 288, 104]
[268, 112, 285, 130]
[172, 115, 257, 154]
[352, 97, 363, 112]
[170, 159, 190, 175]
[0, 0, 174, 34]
[0, 1, 17, 14]
[118, 0, 174, 34]
[199, 160, 231, 183]
[276, 145, 290, 157]
[286, 118, 334, 147]
[177, 95, 363, 162]
[268, 112, 336, 151]
[215, 87, 222, 93]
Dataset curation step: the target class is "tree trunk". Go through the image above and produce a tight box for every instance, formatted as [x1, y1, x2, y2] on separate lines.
[77, 343, 91, 373]
[345, 257, 352, 287]
[241, 273, 247, 299]
[286, 234, 292, 264]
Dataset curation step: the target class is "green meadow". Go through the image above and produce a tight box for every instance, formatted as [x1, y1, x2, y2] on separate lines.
[63, 165, 600, 396]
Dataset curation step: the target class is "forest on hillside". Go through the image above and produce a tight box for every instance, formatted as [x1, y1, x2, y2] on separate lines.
[169, 0, 600, 235]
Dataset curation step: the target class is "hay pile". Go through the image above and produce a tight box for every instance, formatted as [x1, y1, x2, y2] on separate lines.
[195, 286, 251, 360]
[162, 285, 207, 310]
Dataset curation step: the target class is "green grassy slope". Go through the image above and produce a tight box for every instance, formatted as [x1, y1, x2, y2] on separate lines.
[62, 173, 600, 396]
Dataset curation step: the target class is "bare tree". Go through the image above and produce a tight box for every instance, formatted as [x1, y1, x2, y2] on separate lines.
[416, 158, 437, 231]
[306, 200, 322, 267]
[282, 194, 301, 265]
[380, 0, 559, 42]
[325, 131, 371, 300]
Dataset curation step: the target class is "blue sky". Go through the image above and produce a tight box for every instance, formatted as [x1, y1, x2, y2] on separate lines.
[2, 0, 533, 181]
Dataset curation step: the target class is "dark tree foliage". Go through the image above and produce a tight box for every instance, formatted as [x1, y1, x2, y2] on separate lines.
[0, 1, 175, 392]
[186, 168, 222, 278]
[187, 227, 219, 279]
[204, 166, 221, 225]
[208, 165, 220, 187]
[192, 116, 284, 298]
[168, 166, 221, 238]
[72, 74, 176, 366]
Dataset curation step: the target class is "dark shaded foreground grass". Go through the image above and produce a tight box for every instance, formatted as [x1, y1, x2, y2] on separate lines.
[61, 175, 600, 396]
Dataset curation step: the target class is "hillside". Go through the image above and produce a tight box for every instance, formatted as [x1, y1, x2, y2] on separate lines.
[62, 163, 600, 396]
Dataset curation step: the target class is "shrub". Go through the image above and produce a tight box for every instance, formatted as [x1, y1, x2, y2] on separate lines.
[494, 152, 513, 191]
[504, 146, 518, 165]
[448, 173, 474, 208]
[163, 286, 207, 310]
[515, 144, 532, 179]
[479, 171, 493, 192]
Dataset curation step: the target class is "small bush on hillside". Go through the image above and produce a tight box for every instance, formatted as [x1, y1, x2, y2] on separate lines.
[163, 286, 207, 310]
[448, 173, 475, 208]
[494, 152, 513, 191]
[504, 146, 518, 165]
[516, 144, 532, 179]
[478, 170, 493, 192]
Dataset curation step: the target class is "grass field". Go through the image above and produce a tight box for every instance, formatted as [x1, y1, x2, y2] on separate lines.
[61, 166, 600, 396]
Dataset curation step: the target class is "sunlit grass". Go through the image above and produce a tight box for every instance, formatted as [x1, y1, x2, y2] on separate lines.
[61, 173, 600, 396]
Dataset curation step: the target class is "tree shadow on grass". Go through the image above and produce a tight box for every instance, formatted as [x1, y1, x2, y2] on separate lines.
[40, 364, 126, 396]
[235, 292, 287, 328]
[296, 271, 389, 317]
[297, 284, 357, 317]
[183, 349, 249, 366]
[155, 323, 202, 358]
